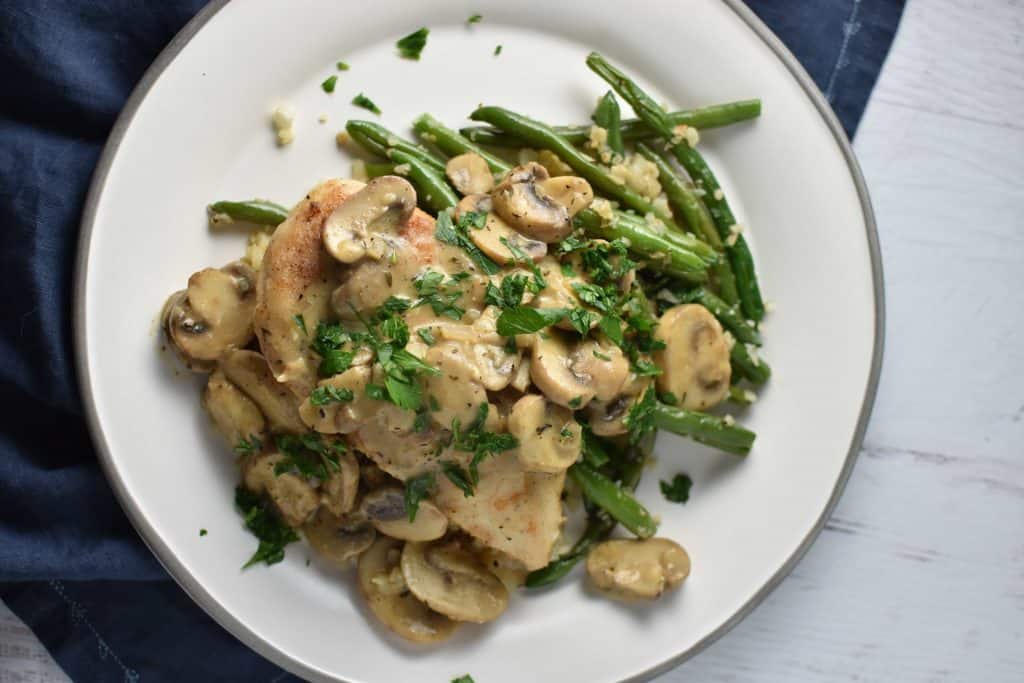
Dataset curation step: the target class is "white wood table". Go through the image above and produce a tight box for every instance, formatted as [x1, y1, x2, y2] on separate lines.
[2, 2, 1021, 681]
[662, 0, 1024, 680]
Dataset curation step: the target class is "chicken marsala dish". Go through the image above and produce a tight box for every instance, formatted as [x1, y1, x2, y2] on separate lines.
[161, 53, 768, 643]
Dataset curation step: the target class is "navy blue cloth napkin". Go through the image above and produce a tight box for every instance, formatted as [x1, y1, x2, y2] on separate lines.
[0, 1, 903, 680]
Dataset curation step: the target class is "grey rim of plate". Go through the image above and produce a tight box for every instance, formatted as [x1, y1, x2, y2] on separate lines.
[72, 1, 886, 681]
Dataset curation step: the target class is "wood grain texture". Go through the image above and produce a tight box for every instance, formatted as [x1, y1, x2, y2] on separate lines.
[660, 0, 1024, 680]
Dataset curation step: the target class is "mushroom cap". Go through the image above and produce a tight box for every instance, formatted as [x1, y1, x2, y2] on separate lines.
[163, 261, 256, 371]
[358, 537, 458, 643]
[361, 487, 448, 542]
[219, 349, 306, 433]
[508, 395, 581, 473]
[586, 537, 691, 599]
[400, 539, 509, 623]
[304, 508, 376, 567]
[585, 375, 653, 437]
[530, 334, 596, 409]
[201, 369, 266, 446]
[320, 452, 360, 516]
[446, 153, 495, 195]
[491, 163, 580, 243]
[322, 175, 417, 264]
[654, 304, 731, 410]
[299, 365, 374, 434]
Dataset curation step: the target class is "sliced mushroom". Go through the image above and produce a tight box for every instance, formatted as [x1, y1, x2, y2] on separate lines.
[654, 304, 731, 410]
[508, 395, 581, 473]
[304, 508, 375, 566]
[220, 350, 305, 433]
[586, 375, 653, 437]
[477, 547, 530, 591]
[491, 163, 593, 243]
[322, 176, 417, 264]
[456, 193, 547, 265]
[163, 261, 256, 371]
[320, 452, 360, 516]
[530, 335, 629, 409]
[201, 369, 266, 446]
[586, 537, 690, 599]
[509, 356, 532, 393]
[243, 452, 320, 527]
[361, 487, 447, 542]
[424, 342, 487, 428]
[531, 256, 592, 331]
[446, 153, 494, 195]
[299, 366, 375, 434]
[401, 539, 509, 623]
[358, 537, 458, 643]
[470, 341, 521, 392]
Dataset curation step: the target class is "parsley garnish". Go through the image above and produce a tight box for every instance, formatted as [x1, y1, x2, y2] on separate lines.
[484, 274, 530, 310]
[292, 314, 307, 335]
[417, 327, 436, 345]
[336, 61, 350, 71]
[494, 45, 502, 56]
[321, 75, 337, 93]
[567, 308, 595, 335]
[568, 395, 583, 409]
[234, 435, 263, 457]
[274, 433, 345, 482]
[199, 528, 208, 537]
[309, 385, 354, 406]
[660, 473, 693, 504]
[235, 487, 300, 568]
[452, 676, 476, 683]
[435, 211, 501, 275]
[413, 270, 465, 320]
[404, 471, 436, 521]
[499, 236, 546, 290]
[450, 404, 518, 483]
[441, 461, 475, 497]
[625, 387, 658, 445]
[495, 306, 566, 336]
[467, 14, 482, 23]
[351, 92, 381, 114]
[396, 27, 429, 60]
[659, 391, 679, 406]
[593, 349, 612, 361]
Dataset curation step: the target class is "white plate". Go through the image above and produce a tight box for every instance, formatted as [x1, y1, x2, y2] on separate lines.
[75, 1, 883, 681]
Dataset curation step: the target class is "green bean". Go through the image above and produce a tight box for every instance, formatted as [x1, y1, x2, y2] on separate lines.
[651, 403, 755, 456]
[386, 149, 458, 213]
[681, 287, 761, 346]
[362, 162, 396, 178]
[728, 385, 756, 405]
[411, 114, 510, 175]
[344, 120, 447, 173]
[612, 209, 717, 264]
[636, 143, 738, 305]
[568, 462, 657, 538]
[586, 52, 766, 321]
[460, 100, 762, 147]
[730, 341, 771, 385]
[524, 512, 615, 587]
[207, 200, 288, 227]
[470, 106, 683, 232]
[574, 209, 708, 283]
[591, 91, 624, 158]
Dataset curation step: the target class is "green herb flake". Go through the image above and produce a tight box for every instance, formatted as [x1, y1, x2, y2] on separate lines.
[625, 387, 658, 445]
[199, 528, 208, 537]
[660, 391, 679, 406]
[485, 274, 530, 310]
[234, 435, 263, 457]
[396, 27, 429, 60]
[417, 327, 436, 346]
[321, 75, 338, 93]
[568, 395, 583, 409]
[274, 433, 346, 482]
[494, 44, 502, 56]
[559, 425, 573, 439]
[404, 471, 437, 522]
[352, 92, 382, 115]
[336, 61, 350, 71]
[441, 461, 475, 497]
[452, 676, 476, 683]
[660, 473, 693, 504]
[235, 487, 300, 568]
[593, 349, 612, 361]
[450, 404, 518, 483]
[309, 385, 355, 406]
[467, 14, 482, 24]
[292, 314, 307, 335]
[435, 211, 501, 275]
[567, 308, 595, 336]
[495, 306, 566, 336]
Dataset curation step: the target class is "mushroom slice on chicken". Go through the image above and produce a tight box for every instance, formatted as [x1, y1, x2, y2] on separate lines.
[491, 163, 593, 243]
[322, 176, 417, 264]
[456, 193, 547, 266]
[201, 369, 266, 447]
[530, 334, 628, 409]
[401, 539, 509, 623]
[508, 395, 581, 473]
[654, 304, 731, 410]
[219, 350, 305, 434]
[163, 261, 256, 372]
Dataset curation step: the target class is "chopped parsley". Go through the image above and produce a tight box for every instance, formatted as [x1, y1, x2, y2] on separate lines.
[494, 45, 502, 56]
[234, 435, 263, 457]
[417, 327, 436, 345]
[351, 92, 381, 114]
[466, 14, 482, 23]
[235, 487, 300, 568]
[396, 27, 429, 60]
[450, 404, 518, 483]
[309, 385, 354, 406]
[659, 391, 679, 406]
[567, 308, 596, 335]
[499, 236, 546, 290]
[292, 314, 307, 335]
[336, 61, 350, 71]
[321, 75, 337, 93]
[435, 211, 501, 275]
[199, 528, 208, 537]
[441, 461, 474, 497]
[568, 395, 583, 409]
[452, 676, 476, 683]
[660, 473, 693, 504]
[404, 471, 436, 522]
[593, 349, 612, 361]
[625, 387, 658, 445]
[495, 306, 566, 336]
[484, 274, 530, 310]
[559, 425, 574, 439]
[413, 270, 466, 320]
[274, 433, 346, 482]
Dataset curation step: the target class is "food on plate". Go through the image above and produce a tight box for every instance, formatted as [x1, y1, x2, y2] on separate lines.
[161, 53, 768, 642]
